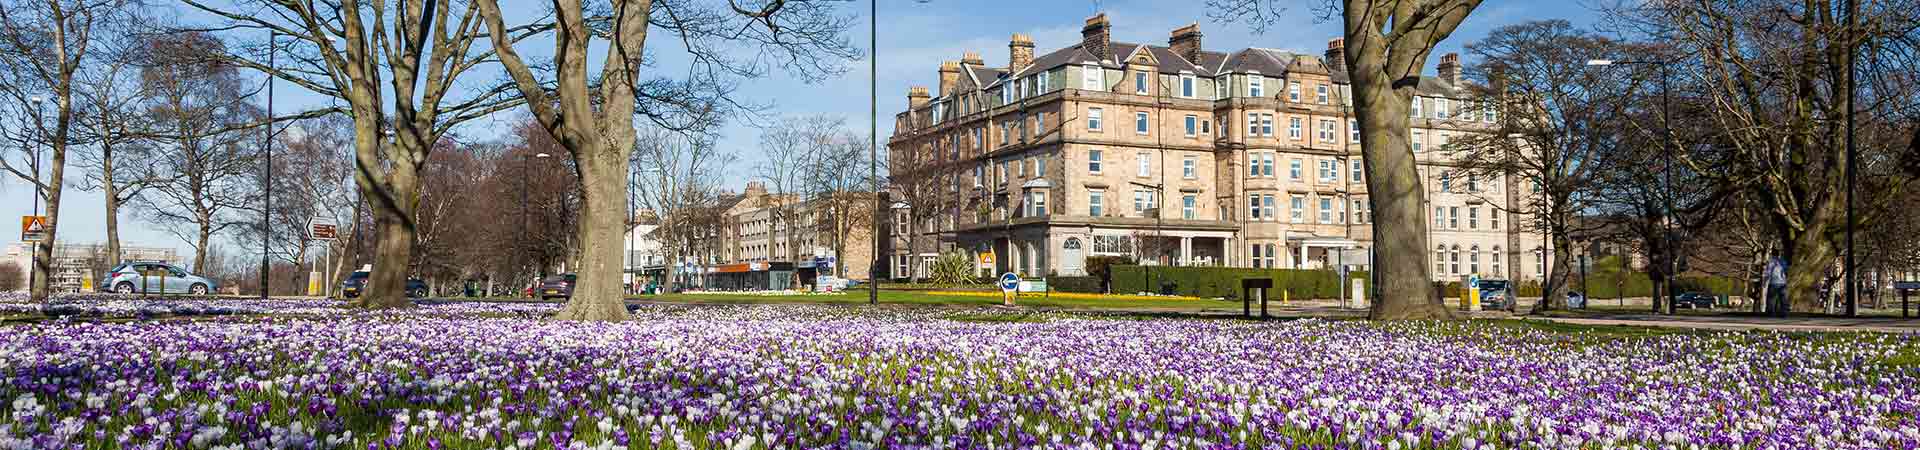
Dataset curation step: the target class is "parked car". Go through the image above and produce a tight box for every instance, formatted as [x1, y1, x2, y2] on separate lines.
[1674, 292, 1716, 309]
[1477, 279, 1514, 311]
[539, 273, 578, 300]
[1565, 291, 1587, 309]
[339, 271, 429, 299]
[100, 262, 217, 295]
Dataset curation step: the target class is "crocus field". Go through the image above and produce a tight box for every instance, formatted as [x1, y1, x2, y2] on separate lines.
[2, 296, 1918, 449]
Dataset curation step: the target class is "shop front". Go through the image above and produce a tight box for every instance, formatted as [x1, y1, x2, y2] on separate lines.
[703, 262, 796, 291]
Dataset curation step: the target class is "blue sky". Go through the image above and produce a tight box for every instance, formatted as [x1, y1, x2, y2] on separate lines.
[1, 0, 1595, 266]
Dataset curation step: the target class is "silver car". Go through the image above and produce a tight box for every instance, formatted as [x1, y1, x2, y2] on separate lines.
[100, 262, 218, 295]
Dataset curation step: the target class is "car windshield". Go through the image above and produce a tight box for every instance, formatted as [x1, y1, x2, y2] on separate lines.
[348, 272, 369, 280]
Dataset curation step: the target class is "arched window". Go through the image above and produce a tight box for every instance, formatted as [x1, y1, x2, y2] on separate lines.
[1450, 245, 1461, 276]
[1434, 245, 1446, 275]
[1469, 245, 1481, 275]
[1492, 246, 1503, 275]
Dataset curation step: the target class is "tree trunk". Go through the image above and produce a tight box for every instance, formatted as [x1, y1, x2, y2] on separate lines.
[1534, 232, 1574, 314]
[102, 139, 123, 270]
[194, 225, 212, 274]
[31, 145, 68, 306]
[1353, 77, 1448, 320]
[361, 211, 415, 308]
[556, 149, 631, 321]
[1784, 222, 1840, 314]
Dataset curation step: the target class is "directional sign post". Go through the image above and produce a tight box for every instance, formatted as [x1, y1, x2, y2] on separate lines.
[19, 216, 48, 242]
[999, 272, 1020, 306]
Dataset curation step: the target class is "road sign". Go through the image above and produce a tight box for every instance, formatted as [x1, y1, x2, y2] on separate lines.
[309, 222, 338, 241]
[999, 272, 1020, 292]
[1895, 281, 1920, 291]
[19, 216, 48, 242]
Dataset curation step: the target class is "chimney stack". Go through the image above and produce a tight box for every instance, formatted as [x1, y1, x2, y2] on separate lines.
[938, 60, 961, 97]
[961, 50, 984, 67]
[745, 181, 767, 197]
[1438, 53, 1462, 87]
[1009, 33, 1035, 72]
[1082, 13, 1111, 62]
[1325, 38, 1346, 73]
[1169, 23, 1203, 63]
[907, 86, 930, 109]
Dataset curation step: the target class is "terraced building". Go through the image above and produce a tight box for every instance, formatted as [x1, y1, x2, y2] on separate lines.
[885, 13, 1552, 282]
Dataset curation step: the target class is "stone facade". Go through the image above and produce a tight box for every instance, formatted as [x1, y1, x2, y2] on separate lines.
[706, 182, 877, 282]
[886, 14, 1551, 282]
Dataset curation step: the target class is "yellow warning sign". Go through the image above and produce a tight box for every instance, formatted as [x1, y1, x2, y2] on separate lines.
[20, 216, 48, 242]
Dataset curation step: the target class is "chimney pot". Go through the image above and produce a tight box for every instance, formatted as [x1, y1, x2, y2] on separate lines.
[1009, 33, 1036, 71]
[1438, 52, 1463, 87]
[1082, 13, 1112, 61]
[938, 61, 961, 97]
[907, 86, 930, 109]
[961, 51, 984, 66]
[1324, 38, 1346, 73]
[1169, 23, 1203, 64]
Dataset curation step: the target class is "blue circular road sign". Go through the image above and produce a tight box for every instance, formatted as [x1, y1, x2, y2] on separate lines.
[1000, 272, 1020, 292]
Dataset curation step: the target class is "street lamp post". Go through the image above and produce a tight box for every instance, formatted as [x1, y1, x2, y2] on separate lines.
[868, 0, 880, 305]
[26, 95, 44, 299]
[1586, 58, 1675, 315]
[260, 30, 278, 299]
[1844, 0, 1859, 317]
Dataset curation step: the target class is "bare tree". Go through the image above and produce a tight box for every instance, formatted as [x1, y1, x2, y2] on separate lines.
[0, 0, 144, 305]
[1210, 0, 1485, 319]
[633, 127, 734, 293]
[1448, 20, 1629, 313]
[475, 0, 859, 320]
[132, 32, 262, 272]
[177, 0, 533, 308]
[67, 2, 159, 271]
[759, 115, 845, 270]
[886, 127, 956, 283]
[1608, 0, 1920, 313]
[806, 128, 875, 278]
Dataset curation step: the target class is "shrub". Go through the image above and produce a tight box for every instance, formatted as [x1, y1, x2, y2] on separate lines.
[928, 251, 976, 286]
[1049, 276, 1103, 293]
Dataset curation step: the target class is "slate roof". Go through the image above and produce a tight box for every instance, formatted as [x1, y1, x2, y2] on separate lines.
[933, 34, 1474, 101]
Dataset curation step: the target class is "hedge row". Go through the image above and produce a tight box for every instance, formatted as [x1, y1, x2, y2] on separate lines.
[1108, 265, 1368, 300]
[1048, 276, 1104, 294]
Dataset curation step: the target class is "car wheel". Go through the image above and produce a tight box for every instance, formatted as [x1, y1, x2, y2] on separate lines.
[190, 284, 208, 295]
[115, 282, 136, 294]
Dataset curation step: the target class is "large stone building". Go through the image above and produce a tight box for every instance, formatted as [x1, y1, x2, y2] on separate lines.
[4, 242, 180, 292]
[667, 182, 878, 290]
[885, 13, 1551, 281]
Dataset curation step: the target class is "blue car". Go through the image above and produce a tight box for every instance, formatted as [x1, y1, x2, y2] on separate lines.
[100, 262, 217, 295]
[339, 270, 430, 299]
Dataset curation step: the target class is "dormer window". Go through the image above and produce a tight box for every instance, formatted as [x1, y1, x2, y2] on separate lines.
[1249, 73, 1264, 97]
[1082, 64, 1104, 90]
[1288, 81, 1301, 102]
[1180, 73, 1196, 98]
